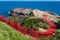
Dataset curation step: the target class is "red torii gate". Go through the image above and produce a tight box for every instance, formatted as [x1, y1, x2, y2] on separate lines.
[43, 14, 56, 28]
[39, 14, 56, 36]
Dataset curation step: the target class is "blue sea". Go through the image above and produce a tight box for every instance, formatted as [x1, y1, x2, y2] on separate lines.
[0, 1, 60, 17]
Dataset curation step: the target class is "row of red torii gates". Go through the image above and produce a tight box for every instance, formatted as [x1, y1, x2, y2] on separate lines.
[0, 15, 57, 39]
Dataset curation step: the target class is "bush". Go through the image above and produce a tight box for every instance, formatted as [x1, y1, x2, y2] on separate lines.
[55, 21, 60, 29]
[8, 17, 22, 23]
[23, 18, 50, 31]
[55, 30, 60, 40]
[38, 36, 56, 40]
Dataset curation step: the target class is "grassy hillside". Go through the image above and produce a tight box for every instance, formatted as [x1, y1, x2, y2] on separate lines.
[0, 22, 32, 40]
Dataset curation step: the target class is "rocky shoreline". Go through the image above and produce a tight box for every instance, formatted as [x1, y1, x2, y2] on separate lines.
[9, 8, 60, 22]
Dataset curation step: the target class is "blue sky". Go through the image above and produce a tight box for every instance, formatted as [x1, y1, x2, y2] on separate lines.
[0, 0, 60, 1]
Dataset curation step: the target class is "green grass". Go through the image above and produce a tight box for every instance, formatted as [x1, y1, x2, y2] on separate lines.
[23, 18, 50, 31]
[0, 22, 32, 40]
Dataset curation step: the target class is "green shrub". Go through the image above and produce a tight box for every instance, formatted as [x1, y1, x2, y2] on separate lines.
[38, 36, 56, 40]
[23, 18, 50, 31]
[8, 17, 22, 23]
[55, 30, 60, 40]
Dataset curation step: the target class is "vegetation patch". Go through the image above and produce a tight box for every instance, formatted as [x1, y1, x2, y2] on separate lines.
[0, 22, 32, 40]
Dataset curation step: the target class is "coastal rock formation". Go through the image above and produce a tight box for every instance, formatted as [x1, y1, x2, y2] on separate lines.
[9, 8, 60, 31]
[9, 8, 32, 20]
[33, 9, 59, 22]
[9, 8, 59, 22]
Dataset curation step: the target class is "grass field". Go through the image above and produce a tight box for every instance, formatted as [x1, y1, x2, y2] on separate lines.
[0, 21, 32, 40]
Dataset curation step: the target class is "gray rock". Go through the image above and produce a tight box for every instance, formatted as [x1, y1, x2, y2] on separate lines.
[9, 8, 32, 20]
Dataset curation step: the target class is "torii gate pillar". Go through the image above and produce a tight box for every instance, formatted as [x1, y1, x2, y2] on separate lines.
[43, 14, 48, 20]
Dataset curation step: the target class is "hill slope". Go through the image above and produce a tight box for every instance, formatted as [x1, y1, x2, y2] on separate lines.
[0, 21, 32, 40]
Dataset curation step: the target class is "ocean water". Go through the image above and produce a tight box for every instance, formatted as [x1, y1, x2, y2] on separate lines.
[0, 1, 60, 17]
